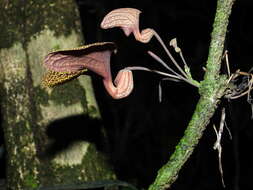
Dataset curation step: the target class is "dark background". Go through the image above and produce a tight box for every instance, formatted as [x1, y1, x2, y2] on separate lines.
[1, 0, 253, 190]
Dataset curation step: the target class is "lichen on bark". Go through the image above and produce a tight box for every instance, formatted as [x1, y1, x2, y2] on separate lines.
[0, 43, 40, 190]
[0, 1, 114, 190]
[0, 0, 80, 49]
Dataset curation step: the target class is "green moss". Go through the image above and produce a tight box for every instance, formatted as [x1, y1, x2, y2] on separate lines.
[34, 86, 50, 106]
[1, 79, 40, 190]
[50, 80, 87, 108]
[199, 74, 227, 97]
[88, 105, 99, 118]
[1, 1, 113, 189]
[24, 175, 39, 189]
[0, 0, 81, 49]
[39, 142, 115, 186]
[82, 144, 115, 180]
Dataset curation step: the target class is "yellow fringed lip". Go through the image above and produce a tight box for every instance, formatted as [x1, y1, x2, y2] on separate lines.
[42, 69, 87, 87]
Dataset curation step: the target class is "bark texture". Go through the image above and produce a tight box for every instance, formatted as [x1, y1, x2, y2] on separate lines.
[0, 1, 115, 190]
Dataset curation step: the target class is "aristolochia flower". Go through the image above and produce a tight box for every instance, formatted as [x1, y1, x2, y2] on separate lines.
[100, 8, 154, 43]
[101, 8, 200, 101]
[42, 42, 133, 99]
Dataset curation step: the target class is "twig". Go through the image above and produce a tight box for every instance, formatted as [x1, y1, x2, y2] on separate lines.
[224, 122, 232, 140]
[148, 0, 235, 189]
[224, 50, 231, 77]
[247, 78, 253, 119]
[213, 108, 226, 188]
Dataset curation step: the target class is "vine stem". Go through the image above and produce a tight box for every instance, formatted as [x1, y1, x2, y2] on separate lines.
[148, 0, 236, 189]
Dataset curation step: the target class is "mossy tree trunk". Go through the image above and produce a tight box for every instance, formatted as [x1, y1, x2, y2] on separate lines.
[0, 1, 115, 190]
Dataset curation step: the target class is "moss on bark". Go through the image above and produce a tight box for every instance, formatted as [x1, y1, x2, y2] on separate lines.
[0, 43, 40, 190]
[0, 1, 114, 190]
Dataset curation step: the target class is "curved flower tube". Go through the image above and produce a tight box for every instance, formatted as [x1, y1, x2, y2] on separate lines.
[42, 42, 133, 99]
[100, 8, 154, 43]
[101, 8, 200, 89]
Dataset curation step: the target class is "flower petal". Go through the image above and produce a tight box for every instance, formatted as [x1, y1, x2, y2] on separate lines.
[43, 42, 116, 75]
[100, 8, 141, 36]
[138, 28, 154, 43]
[114, 69, 134, 99]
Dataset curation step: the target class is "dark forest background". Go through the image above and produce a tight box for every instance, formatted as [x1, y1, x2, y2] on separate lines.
[1, 0, 253, 190]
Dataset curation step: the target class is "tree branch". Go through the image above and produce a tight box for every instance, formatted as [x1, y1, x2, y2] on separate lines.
[148, 0, 236, 189]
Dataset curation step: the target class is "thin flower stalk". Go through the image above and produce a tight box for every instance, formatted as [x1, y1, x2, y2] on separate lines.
[147, 51, 183, 78]
[101, 8, 199, 88]
[152, 31, 189, 79]
[125, 66, 199, 87]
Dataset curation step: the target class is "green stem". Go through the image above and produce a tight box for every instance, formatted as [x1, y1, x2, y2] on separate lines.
[148, 0, 235, 189]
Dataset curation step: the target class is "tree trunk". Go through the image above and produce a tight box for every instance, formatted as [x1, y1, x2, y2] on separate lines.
[0, 1, 115, 190]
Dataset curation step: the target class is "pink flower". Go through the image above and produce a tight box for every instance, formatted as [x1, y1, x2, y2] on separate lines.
[43, 42, 133, 99]
[101, 8, 154, 43]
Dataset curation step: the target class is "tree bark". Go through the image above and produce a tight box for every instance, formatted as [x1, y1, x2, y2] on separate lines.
[0, 1, 115, 190]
